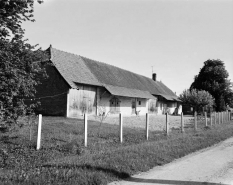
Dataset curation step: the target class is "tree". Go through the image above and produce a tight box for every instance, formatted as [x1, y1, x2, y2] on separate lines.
[0, 0, 43, 39]
[179, 89, 215, 113]
[190, 59, 233, 111]
[0, 0, 46, 124]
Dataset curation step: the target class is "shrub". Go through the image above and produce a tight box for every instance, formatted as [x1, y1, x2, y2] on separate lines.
[61, 140, 84, 155]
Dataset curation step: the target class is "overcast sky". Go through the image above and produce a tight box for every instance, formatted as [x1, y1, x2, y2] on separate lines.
[22, 0, 233, 95]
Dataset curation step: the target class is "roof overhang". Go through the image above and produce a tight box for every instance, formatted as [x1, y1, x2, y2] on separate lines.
[104, 84, 156, 99]
[159, 94, 174, 101]
[159, 94, 181, 102]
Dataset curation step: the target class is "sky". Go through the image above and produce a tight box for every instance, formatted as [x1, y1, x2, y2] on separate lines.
[22, 0, 233, 95]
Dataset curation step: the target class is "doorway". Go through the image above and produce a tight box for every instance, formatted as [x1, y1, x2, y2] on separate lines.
[132, 98, 136, 114]
[110, 97, 120, 113]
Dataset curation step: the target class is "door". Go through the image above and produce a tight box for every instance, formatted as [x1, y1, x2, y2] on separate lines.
[110, 97, 120, 113]
[132, 98, 136, 114]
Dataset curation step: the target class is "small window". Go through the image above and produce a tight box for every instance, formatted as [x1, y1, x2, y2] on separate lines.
[138, 101, 141, 105]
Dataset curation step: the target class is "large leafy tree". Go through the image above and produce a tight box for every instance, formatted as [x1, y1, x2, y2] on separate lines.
[0, 0, 42, 39]
[179, 89, 215, 113]
[190, 59, 233, 111]
[0, 0, 47, 123]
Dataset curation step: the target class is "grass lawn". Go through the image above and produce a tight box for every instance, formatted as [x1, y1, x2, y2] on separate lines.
[0, 116, 233, 185]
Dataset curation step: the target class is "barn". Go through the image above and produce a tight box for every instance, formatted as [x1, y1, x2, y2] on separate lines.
[34, 45, 181, 117]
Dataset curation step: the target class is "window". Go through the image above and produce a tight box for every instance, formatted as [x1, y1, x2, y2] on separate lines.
[138, 101, 141, 105]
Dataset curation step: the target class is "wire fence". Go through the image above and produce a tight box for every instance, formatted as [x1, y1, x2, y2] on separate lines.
[18, 111, 232, 150]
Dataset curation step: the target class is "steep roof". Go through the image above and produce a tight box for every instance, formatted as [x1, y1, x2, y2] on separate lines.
[48, 46, 178, 100]
[50, 47, 101, 88]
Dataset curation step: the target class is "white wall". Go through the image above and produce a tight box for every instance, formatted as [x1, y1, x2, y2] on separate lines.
[67, 86, 181, 117]
[136, 98, 148, 115]
[96, 87, 148, 116]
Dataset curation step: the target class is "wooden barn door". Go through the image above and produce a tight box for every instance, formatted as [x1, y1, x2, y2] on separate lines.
[131, 98, 136, 114]
[68, 85, 96, 117]
[110, 97, 120, 113]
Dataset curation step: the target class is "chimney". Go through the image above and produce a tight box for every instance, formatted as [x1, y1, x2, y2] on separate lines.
[152, 73, 157, 81]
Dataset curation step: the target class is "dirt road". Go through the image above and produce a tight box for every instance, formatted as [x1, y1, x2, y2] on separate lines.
[109, 137, 233, 185]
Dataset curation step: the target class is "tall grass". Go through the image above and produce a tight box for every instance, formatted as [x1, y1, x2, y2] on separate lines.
[0, 116, 232, 185]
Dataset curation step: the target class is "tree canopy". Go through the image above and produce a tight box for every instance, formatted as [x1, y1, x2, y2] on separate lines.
[179, 89, 215, 113]
[190, 59, 233, 111]
[0, 0, 42, 39]
[0, 0, 46, 123]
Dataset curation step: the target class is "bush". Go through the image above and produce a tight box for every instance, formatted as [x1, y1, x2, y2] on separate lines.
[61, 140, 84, 155]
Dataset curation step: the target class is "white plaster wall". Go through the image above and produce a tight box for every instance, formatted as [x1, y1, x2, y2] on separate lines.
[167, 107, 176, 114]
[118, 97, 132, 115]
[136, 98, 148, 115]
[96, 87, 149, 116]
[157, 107, 163, 115]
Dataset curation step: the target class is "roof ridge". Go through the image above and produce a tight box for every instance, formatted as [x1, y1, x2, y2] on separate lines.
[78, 55, 102, 86]
[103, 83, 151, 92]
[50, 47, 157, 84]
[48, 46, 177, 98]
[80, 55, 157, 83]
[50, 47, 83, 59]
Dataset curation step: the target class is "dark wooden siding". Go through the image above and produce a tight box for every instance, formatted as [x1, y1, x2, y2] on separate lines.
[33, 64, 70, 116]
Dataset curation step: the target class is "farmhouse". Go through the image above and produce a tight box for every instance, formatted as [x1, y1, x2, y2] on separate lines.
[34, 45, 181, 117]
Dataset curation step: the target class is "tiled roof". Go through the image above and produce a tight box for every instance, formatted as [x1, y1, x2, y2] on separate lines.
[48, 46, 178, 100]
[50, 47, 101, 88]
[104, 84, 156, 99]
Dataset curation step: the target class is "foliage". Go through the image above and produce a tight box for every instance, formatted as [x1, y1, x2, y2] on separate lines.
[0, 0, 43, 39]
[190, 59, 233, 111]
[179, 89, 215, 112]
[61, 140, 84, 155]
[0, 39, 47, 122]
[0, 0, 47, 123]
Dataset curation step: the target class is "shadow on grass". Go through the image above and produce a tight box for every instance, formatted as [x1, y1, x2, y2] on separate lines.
[43, 164, 130, 179]
[127, 177, 228, 185]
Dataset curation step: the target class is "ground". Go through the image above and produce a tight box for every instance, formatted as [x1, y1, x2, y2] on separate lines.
[0, 113, 232, 185]
[109, 136, 233, 185]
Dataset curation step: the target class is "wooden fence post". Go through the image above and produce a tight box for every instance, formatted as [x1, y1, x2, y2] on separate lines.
[218, 112, 220, 124]
[84, 114, 87, 147]
[181, 112, 184, 133]
[223, 112, 225, 123]
[166, 113, 169, 135]
[205, 112, 207, 127]
[210, 112, 212, 126]
[119, 113, 123, 143]
[222, 112, 224, 124]
[227, 111, 228, 122]
[194, 111, 197, 132]
[146, 113, 149, 140]
[225, 112, 227, 122]
[36, 114, 42, 150]
[214, 112, 216, 125]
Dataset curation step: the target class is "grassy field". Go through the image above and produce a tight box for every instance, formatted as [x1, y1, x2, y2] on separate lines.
[0, 115, 233, 185]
